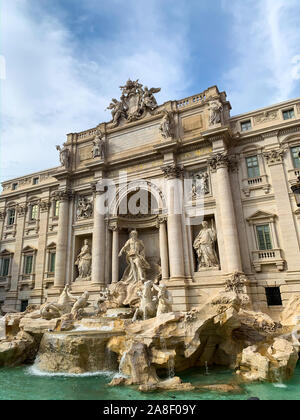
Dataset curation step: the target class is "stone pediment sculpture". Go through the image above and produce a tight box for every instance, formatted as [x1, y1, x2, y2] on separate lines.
[75, 239, 92, 281]
[92, 129, 105, 159]
[56, 143, 71, 170]
[193, 220, 219, 270]
[77, 196, 93, 220]
[107, 79, 161, 127]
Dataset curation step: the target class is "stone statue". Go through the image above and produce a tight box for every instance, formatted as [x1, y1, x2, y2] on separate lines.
[40, 285, 77, 320]
[77, 197, 93, 219]
[119, 230, 150, 284]
[153, 283, 172, 315]
[209, 99, 223, 126]
[71, 291, 90, 319]
[92, 130, 105, 159]
[107, 80, 161, 126]
[142, 87, 161, 111]
[193, 221, 219, 270]
[75, 239, 92, 280]
[56, 143, 71, 169]
[159, 111, 174, 139]
[107, 98, 127, 127]
[132, 280, 157, 322]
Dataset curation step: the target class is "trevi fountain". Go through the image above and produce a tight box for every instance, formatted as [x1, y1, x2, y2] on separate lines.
[0, 229, 300, 400]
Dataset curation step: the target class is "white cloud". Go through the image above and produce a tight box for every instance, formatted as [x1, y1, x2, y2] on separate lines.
[222, 0, 300, 114]
[0, 0, 190, 182]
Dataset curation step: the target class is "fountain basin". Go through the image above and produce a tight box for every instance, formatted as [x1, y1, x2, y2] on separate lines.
[35, 330, 124, 374]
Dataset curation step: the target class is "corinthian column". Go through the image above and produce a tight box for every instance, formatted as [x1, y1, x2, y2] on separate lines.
[91, 187, 106, 286]
[54, 190, 72, 289]
[158, 216, 169, 281]
[208, 153, 242, 273]
[162, 164, 185, 279]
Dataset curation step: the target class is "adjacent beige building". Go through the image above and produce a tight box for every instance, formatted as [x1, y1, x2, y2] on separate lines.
[1, 81, 300, 320]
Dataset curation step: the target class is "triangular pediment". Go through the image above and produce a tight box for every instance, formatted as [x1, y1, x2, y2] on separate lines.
[22, 245, 36, 253]
[247, 210, 277, 222]
[46, 242, 56, 249]
[0, 249, 13, 256]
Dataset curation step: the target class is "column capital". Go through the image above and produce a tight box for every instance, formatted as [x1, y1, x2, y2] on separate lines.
[52, 189, 74, 202]
[39, 200, 51, 213]
[263, 146, 287, 166]
[156, 215, 168, 227]
[208, 152, 238, 172]
[16, 203, 28, 217]
[91, 181, 106, 195]
[161, 163, 184, 179]
[0, 209, 6, 220]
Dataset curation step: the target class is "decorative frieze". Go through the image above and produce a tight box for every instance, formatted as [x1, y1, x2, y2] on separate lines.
[76, 196, 93, 220]
[161, 164, 184, 179]
[254, 110, 278, 125]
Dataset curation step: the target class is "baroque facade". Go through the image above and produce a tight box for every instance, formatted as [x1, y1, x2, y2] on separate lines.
[1, 80, 300, 320]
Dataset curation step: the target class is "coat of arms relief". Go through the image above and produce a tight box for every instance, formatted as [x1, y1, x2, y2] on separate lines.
[107, 79, 161, 127]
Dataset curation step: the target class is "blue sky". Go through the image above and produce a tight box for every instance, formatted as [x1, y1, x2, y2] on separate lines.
[1, 0, 300, 181]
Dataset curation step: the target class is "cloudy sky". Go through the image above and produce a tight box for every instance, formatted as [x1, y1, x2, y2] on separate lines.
[1, 0, 300, 182]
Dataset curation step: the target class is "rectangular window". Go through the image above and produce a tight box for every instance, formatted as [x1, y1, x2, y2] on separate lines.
[265, 287, 282, 306]
[246, 155, 260, 178]
[256, 225, 273, 250]
[12, 183, 18, 191]
[49, 252, 56, 273]
[33, 177, 39, 185]
[241, 120, 252, 132]
[0, 258, 10, 277]
[291, 146, 300, 169]
[54, 201, 60, 217]
[283, 108, 295, 120]
[7, 209, 15, 226]
[30, 205, 38, 220]
[24, 255, 33, 275]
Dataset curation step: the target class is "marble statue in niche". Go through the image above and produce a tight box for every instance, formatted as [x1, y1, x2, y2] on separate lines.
[77, 196, 93, 220]
[193, 220, 219, 270]
[119, 230, 150, 284]
[209, 99, 223, 126]
[75, 239, 92, 280]
[92, 129, 105, 159]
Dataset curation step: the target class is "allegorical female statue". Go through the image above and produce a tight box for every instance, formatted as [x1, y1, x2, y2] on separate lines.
[193, 221, 219, 270]
[75, 239, 92, 280]
[119, 230, 150, 284]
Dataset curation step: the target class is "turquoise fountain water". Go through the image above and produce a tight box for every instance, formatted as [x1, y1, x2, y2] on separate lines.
[0, 363, 300, 400]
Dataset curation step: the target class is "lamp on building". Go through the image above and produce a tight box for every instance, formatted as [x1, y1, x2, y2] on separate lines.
[291, 152, 300, 207]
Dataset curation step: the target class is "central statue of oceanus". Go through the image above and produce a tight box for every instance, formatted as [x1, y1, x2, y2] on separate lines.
[119, 230, 150, 284]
